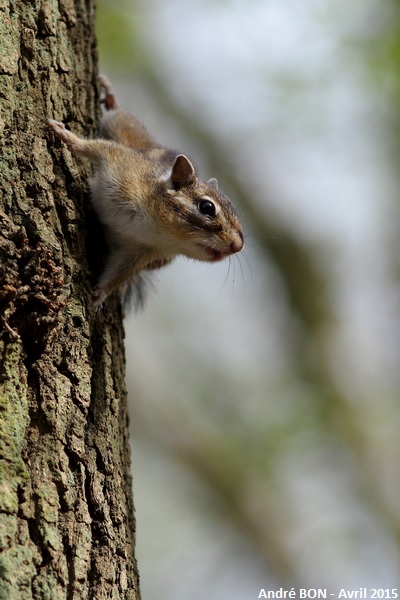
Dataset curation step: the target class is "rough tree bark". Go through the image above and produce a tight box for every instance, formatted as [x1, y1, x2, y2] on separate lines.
[0, 2, 140, 598]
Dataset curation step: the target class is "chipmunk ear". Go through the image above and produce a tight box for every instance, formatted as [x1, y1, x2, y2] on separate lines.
[170, 154, 195, 190]
[207, 178, 218, 190]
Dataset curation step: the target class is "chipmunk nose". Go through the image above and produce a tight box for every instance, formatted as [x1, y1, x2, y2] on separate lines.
[230, 231, 244, 254]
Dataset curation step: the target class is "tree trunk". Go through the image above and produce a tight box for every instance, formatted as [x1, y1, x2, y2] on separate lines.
[0, 2, 140, 598]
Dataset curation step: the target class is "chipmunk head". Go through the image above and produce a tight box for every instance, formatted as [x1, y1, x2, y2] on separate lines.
[155, 154, 244, 262]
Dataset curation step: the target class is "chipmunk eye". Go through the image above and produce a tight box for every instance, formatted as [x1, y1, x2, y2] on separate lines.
[198, 199, 216, 217]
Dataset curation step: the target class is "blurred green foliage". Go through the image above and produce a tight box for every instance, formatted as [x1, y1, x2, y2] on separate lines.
[96, 0, 144, 71]
[363, 4, 400, 102]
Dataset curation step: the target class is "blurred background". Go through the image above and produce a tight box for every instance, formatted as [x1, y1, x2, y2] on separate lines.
[97, 0, 400, 597]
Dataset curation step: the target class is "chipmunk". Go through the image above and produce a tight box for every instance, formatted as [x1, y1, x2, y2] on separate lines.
[47, 75, 244, 308]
